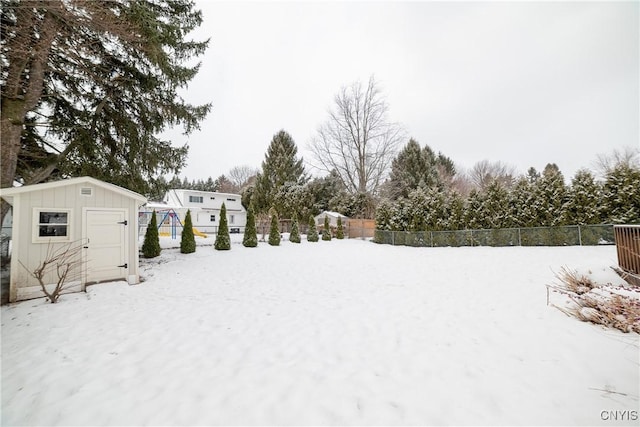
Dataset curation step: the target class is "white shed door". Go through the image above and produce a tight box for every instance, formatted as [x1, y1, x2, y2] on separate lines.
[85, 209, 127, 283]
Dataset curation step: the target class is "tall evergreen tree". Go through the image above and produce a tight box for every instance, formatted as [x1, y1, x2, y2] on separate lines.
[268, 210, 281, 246]
[509, 177, 540, 228]
[534, 164, 568, 226]
[481, 180, 513, 228]
[215, 203, 231, 250]
[307, 215, 319, 242]
[243, 205, 258, 247]
[602, 163, 640, 223]
[465, 189, 487, 230]
[425, 187, 448, 231]
[251, 130, 306, 214]
[273, 183, 313, 220]
[443, 190, 466, 231]
[406, 188, 429, 231]
[180, 209, 196, 254]
[1, 0, 211, 199]
[564, 169, 603, 225]
[322, 215, 332, 241]
[374, 200, 397, 231]
[306, 170, 345, 214]
[142, 210, 161, 258]
[387, 139, 439, 200]
[290, 214, 301, 243]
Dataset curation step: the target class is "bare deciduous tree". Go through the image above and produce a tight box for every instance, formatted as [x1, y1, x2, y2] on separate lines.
[593, 146, 640, 178]
[228, 165, 259, 191]
[310, 76, 405, 195]
[468, 160, 517, 191]
[19, 240, 84, 303]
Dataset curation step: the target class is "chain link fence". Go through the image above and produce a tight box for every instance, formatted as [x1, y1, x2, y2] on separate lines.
[374, 224, 615, 247]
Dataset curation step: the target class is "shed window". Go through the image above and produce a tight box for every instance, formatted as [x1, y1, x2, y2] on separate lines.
[189, 195, 203, 203]
[33, 209, 72, 242]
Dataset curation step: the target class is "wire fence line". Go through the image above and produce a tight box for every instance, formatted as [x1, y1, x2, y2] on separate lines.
[374, 224, 615, 247]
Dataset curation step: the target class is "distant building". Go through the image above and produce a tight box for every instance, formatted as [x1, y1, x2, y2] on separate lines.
[143, 189, 247, 235]
[314, 211, 349, 229]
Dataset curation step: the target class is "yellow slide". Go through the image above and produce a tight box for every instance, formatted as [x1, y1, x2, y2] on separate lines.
[192, 227, 208, 238]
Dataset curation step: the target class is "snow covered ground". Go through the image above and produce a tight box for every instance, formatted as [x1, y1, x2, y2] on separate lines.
[1, 237, 638, 426]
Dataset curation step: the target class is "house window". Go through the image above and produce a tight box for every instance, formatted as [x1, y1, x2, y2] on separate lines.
[230, 215, 235, 224]
[210, 214, 216, 222]
[33, 209, 72, 242]
[189, 195, 203, 203]
[227, 198, 236, 202]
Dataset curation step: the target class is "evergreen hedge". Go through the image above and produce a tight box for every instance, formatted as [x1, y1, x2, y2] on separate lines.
[290, 214, 301, 243]
[322, 215, 332, 241]
[180, 209, 196, 253]
[336, 216, 344, 239]
[243, 206, 258, 247]
[307, 215, 319, 242]
[269, 212, 281, 246]
[215, 203, 231, 250]
[142, 210, 161, 258]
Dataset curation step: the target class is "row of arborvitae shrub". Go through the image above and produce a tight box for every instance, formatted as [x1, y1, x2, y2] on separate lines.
[142, 206, 345, 257]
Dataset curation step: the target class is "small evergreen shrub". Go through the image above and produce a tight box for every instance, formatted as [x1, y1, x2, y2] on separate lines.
[307, 215, 319, 242]
[142, 210, 161, 258]
[268, 211, 281, 246]
[215, 203, 231, 250]
[336, 216, 344, 239]
[180, 209, 196, 254]
[290, 214, 301, 243]
[322, 215, 332, 241]
[243, 206, 258, 247]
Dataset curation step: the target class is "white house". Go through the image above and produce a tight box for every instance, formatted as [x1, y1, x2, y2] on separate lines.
[0, 177, 147, 302]
[144, 189, 247, 235]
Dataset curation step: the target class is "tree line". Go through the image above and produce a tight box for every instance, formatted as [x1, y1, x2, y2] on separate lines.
[375, 153, 639, 232]
[237, 123, 639, 232]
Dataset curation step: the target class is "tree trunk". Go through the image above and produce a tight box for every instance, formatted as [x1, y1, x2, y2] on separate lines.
[1, 8, 58, 224]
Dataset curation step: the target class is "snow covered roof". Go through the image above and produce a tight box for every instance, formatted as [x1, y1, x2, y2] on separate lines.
[315, 211, 349, 219]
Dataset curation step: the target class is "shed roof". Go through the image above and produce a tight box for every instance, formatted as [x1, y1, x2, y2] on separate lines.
[315, 211, 349, 219]
[0, 176, 147, 205]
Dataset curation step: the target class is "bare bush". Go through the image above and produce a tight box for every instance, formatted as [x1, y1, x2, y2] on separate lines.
[547, 267, 640, 333]
[20, 240, 84, 303]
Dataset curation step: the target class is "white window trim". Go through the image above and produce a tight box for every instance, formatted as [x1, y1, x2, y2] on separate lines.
[32, 208, 73, 243]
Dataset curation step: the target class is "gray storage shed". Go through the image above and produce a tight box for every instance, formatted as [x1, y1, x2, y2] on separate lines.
[0, 177, 147, 302]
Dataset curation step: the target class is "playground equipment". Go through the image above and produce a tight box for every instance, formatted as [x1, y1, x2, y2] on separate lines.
[139, 209, 208, 239]
[192, 227, 208, 238]
[157, 209, 182, 239]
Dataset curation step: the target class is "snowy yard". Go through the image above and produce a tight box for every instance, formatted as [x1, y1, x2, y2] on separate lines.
[1, 238, 638, 426]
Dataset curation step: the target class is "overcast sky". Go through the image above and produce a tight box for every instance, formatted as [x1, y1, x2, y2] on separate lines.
[167, 0, 639, 183]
